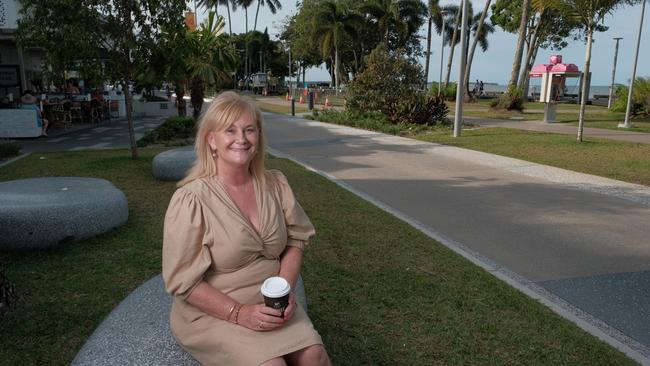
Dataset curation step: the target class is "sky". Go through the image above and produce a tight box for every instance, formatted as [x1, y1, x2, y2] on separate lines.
[190, 0, 650, 86]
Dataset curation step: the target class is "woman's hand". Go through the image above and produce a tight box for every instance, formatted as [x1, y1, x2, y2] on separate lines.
[283, 292, 298, 322]
[238, 304, 285, 332]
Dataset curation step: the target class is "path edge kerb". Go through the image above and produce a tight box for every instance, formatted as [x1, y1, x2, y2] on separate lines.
[267, 145, 650, 365]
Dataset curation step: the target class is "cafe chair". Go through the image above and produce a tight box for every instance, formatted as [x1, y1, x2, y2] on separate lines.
[70, 101, 84, 123]
[90, 99, 103, 124]
[53, 102, 73, 129]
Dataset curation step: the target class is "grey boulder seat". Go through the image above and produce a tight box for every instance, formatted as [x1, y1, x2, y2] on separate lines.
[72, 274, 309, 366]
[152, 147, 196, 181]
[0, 177, 128, 250]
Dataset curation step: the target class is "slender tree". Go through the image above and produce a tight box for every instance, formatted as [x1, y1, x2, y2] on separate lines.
[253, 0, 282, 31]
[315, 0, 362, 94]
[547, 0, 633, 141]
[464, 0, 494, 99]
[508, 0, 532, 88]
[199, 0, 237, 35]
[442, 3, 464, 88]
[424, 0, 444, 87]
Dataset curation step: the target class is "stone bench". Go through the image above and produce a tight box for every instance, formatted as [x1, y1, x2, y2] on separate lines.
[0, 177, 128, 250]
[152, 147, 196, 181]
[71, 274, 308, 365]
[0, 109, 41, 138]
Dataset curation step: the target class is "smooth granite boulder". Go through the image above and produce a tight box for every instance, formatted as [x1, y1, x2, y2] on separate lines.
[72, 274, 309, 366]
[0, 177, 128, 250]
[152, 147, 196, 181]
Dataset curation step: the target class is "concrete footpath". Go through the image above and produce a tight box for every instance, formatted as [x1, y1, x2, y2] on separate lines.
[263, 112, 650, 364]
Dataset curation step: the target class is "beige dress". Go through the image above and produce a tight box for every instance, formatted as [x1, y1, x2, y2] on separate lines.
[162, 170, 323, 366]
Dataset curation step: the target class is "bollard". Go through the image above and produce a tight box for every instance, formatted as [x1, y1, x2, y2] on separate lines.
[308, 91, 314, 111]
[291, 98, 295, 116]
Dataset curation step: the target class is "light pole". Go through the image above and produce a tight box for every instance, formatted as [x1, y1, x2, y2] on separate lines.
[608, 37, 623, 109]
[619, 0, 646, 129]
[453, 0, 468, 137]
[438, 11, 447, 97]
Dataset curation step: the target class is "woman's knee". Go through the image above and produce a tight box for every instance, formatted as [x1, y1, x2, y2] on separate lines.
[287, 344, 330, 365]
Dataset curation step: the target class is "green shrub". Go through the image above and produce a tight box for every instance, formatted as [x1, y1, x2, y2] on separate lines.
[309, 109, 403, 135]
[429, 83, 457, 101]
[346, 45, 424, 123]
[611, 77, 650, 117]
[0, 141, 20, 160]
[137, 116, 195, 147]
[491, 85, 524, 111]
[396, 94, 449, 126]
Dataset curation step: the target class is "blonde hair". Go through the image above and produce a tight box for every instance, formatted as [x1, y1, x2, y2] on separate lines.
[178, 91, 266, 187]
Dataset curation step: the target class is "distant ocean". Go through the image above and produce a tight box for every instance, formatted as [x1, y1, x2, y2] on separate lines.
[306, 80, 614, 99]
[429, 81, 613, 99]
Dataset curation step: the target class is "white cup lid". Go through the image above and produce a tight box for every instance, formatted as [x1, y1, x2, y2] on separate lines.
[261, 277, 291, 298]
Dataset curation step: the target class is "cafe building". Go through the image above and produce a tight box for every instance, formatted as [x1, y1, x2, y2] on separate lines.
[0, 0, 44, 99]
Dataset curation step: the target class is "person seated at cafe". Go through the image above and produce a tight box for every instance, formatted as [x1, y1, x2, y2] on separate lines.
[0, 97, 12, 109]
[19, 92, 49, 136]
[66, 81, 80, 95]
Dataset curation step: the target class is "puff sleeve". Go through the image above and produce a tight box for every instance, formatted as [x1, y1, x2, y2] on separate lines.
[162, 188, 212, 299]
[271, 170, 316, 250]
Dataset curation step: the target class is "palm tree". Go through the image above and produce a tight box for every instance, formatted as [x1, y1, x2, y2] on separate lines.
[253, 0, 282, 31]
[442, 2, 470, 88]
[508, 0, 531, 88]
[314, 0, 362, 95]
[199, 0, 237, 35]
[463, 0, 494, 98]
[547, 0, 629, 141]
[360, 0, 427, 48]
[424, 0, 444, 88]
[187, 12, 237, 119]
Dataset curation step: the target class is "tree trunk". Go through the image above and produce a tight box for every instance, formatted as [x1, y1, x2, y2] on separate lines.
[443, 8, 462, 88]
[463, 0, 491, 101]
[517, 13, 543, 91]
[577, 26, 593, 142]
[123, 79, 138, 159]
[522, 38, 540, 100]
[175, 85, 186, 116]
[226, 0, 232, 35]
[508, 0, 531, 88]
[191, 77, 204, 121]
[424, 16, 433, 88]
[335, 44, 339, 96]
[254, 0, 261, 31]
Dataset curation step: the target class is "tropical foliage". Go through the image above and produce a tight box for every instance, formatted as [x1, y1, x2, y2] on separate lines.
[611, 77, 650, 117]
[346, 45, 447, 126]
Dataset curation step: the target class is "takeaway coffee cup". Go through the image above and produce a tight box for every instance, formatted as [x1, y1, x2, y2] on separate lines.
[261, 276, 291, 314]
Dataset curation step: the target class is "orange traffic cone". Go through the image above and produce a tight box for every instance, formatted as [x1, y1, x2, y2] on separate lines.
[325, 97, 332, 107]
[299, 96, 305, 104]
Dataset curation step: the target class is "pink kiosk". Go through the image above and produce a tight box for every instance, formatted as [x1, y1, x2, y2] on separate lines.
[530, 55, 580, 123]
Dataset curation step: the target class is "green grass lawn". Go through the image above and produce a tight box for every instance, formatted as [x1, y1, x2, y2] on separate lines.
[0, 148, 637, 365]
[414, 127, 650, 186]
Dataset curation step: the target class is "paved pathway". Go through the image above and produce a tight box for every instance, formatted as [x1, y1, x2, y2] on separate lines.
[263, 112, 650, 364]
[12, 116, 169, 153]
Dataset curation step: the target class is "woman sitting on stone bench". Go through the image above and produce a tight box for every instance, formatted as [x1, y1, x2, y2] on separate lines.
[19, 92, 49, 136]
[163, 92, 331, 366]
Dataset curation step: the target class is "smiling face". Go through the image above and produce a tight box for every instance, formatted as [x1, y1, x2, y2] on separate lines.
[207, 112, 260, 171]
